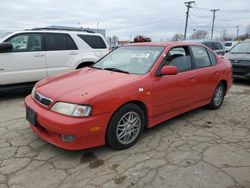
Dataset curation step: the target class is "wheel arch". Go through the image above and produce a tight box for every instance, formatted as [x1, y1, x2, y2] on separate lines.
[219, 80, 228, 94]
[107, 100, 149, 132]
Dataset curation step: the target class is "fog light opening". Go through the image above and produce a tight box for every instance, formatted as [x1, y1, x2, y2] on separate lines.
[61, 134, 75, 142]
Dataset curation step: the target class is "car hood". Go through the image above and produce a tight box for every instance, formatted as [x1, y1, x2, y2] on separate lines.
[225, 53, 250, 61]
[36, 68, 141, 104]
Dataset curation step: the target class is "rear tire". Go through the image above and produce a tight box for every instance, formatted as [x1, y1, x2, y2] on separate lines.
[106, 103, 145, 150]
[208, 83, 225, 109]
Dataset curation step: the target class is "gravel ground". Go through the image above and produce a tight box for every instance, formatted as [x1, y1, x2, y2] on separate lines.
[0, 79, 250, 188]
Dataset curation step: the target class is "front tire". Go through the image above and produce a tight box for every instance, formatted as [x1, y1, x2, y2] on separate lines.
[208, 83, 225, 109]
[106, 103, 145, 150]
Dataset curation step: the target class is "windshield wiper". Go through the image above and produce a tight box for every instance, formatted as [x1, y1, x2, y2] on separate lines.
[104, 68, 130, 74]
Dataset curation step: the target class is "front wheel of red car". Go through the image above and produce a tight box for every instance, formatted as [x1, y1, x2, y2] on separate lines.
[208, 83, 225, 109]
[106, 103, 145, 150]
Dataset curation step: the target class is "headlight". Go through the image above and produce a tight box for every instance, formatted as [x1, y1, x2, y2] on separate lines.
[31, 85, 36, 99]
[50, 102, 92, 117]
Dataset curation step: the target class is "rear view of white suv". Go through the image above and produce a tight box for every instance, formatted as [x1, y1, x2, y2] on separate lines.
[0, 27, 109, 90]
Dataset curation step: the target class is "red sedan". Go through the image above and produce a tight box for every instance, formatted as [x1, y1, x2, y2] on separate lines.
[25, 42, 233, 150]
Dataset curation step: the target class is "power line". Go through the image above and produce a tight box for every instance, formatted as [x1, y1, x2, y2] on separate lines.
[184, 1, 195, 40]
[106, 14, 184, 31]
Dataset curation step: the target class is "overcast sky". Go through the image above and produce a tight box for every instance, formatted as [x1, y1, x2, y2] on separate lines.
[0, 0, 249, 40]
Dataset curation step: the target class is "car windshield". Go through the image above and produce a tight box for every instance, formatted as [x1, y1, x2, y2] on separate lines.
[93, 46, 164, 75]
[230, 42, 250, 54]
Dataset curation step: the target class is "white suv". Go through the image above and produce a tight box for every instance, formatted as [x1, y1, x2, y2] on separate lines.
[0, 27, 109, 89]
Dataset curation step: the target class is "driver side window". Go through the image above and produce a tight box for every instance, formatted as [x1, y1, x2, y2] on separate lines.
[6, 33, 42, 52]
[163, 46, 192, 72]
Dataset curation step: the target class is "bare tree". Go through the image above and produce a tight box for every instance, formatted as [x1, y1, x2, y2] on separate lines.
[220, 29, 234, 41]
[171, 33, 184, 41]
[190, 30, 208, 40]
[235, 25, 250, 41]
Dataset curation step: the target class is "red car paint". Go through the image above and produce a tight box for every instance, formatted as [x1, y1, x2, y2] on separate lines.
[25, 42, 233, 150]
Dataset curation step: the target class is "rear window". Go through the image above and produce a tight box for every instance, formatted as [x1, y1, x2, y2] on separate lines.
[203, 42, 215, 50]
[78, 34, 106, 49]
[203, 42, 223, 50]
[225, 42, 232, 47]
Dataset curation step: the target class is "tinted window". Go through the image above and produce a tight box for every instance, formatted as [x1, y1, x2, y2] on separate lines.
[203, 42, 215, 50]
[215, 42, 223, 50]
[207, 50, 217, 65]
[6, 33, 42, 52]
[78, 35, 106, 49]
[46, 33, 67, 51]
[224, 42, 232, 47]
[164, 47, 192, 72]
[67, 35, 77, 50]
[191, 46, 211, 68]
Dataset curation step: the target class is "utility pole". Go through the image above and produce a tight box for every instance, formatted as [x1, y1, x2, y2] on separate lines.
[236, 25, 239, 39]
[210, 9, 219, 40]
[184, 1, 195, 40]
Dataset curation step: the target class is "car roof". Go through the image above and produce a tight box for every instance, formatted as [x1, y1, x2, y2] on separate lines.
[3, 30, 103, 37]
[126, 41, 205, 47]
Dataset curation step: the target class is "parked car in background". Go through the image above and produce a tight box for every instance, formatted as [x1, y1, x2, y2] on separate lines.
[0, 27, 109, 90]
[225, 40, 250, 80]
[184, 40, 226, 55]
[25, 42, 232, 150]
[134, 35, 151, 43]
[224, 41, 238, 52]
[200, 40, 226, 55]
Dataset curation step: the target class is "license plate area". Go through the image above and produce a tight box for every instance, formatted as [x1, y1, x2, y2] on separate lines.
[26, 107, 38, 127]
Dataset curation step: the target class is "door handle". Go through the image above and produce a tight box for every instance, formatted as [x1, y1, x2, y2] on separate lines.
[189, 76, 195, 80]
[215, 71, 220, 75]
[0, 68, 4, 71]
[69, 52, 78, 55]
[34, 53, 45, 57]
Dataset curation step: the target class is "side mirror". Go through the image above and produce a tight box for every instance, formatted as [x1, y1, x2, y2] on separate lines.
[0, 42, 13, 53]
[160, 65, 178, 76]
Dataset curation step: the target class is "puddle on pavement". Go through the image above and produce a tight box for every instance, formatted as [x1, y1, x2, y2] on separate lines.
[113, 175, 127, 185]
[80, 152, 104, 169]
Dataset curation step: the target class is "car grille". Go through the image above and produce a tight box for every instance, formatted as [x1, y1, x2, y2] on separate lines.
[34, 92, 52, 106]
[233, 67, 248, 74]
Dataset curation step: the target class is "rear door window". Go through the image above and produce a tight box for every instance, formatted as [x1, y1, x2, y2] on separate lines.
[78, 35, 107, 49]
[46, 33, 67, 51]
[207, 50, 217, 65]
[45, 33, 77, 51]
[191, 46, 212, 68]
[67, 35, 78, 50]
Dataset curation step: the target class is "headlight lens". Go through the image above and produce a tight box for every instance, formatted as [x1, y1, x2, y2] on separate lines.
[51, 102, 92, 117]
[31, 86, 36, 99]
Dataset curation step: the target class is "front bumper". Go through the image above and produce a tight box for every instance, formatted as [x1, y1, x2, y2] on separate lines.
[232, 63, 250, 79]
[24, 95, 112, 150]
